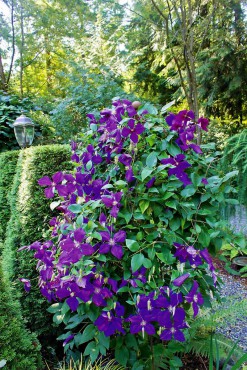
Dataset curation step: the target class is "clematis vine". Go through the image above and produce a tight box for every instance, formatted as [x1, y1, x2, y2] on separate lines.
[19, 99, 231, 367]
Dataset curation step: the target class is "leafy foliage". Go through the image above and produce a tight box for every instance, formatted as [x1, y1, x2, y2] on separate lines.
[222, 129, 247, 206]
[0, 92, 34, 152]
[185, 297, 247, 361]
[20, 100, 237, 369]
[50, 65, 132, 142]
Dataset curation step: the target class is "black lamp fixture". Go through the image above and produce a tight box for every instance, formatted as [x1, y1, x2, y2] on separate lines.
[13, 114, 35, 148]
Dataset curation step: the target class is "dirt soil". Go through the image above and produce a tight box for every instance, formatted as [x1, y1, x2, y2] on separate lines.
[180, 353, 210, 369]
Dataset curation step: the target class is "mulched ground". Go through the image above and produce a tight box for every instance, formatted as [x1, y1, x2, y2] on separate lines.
[180, 353, 210, 369]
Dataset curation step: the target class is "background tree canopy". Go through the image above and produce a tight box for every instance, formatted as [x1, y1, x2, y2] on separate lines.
[0, 0, 247, 147]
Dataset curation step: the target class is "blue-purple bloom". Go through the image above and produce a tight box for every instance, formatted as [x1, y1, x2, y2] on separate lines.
[161, 154, 192, 186]
[101, 192, 123, 218]
[185, 281, 204, 317]
[128, 313, 156, 335]
[159, 308, 188, 342]
[172, 273, 190, 287]
[38, 172, 63, 198]
[122, 119, 145, 144]
[19, 278, 31, 292]
[99, 230, 126, 259]
[94, 311, 125, 336]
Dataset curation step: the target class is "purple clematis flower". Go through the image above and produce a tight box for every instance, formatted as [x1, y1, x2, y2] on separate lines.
[101, 192, 123, 218]
[145, 177, 156, 188]
[172, 273, 190, 287]
[201, 177, 208, 185]
[185, 281, 204, 317]
[19, 278, 31, 292]
[87, 277, 113, 307]
[94, 311, 125, 336]
[200, 248, 217, 285]
[159, 308, 188, 342]
[81, 144, 102, 167]
[63, 334, 74, 347]
[38, 171, 63, 198]
[99, 230, 126, 259]
[118, 154, 135, 182]
[122, 119, 145, 144]
[130, 267, 147, 287]
[173, 243, 202, 268]
[128, 313, 156, 336]
[198, 117, 209, 131]
[161, 154, 192, 186]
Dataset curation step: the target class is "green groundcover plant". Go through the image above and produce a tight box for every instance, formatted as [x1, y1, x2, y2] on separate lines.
[20, 100, 237, 369]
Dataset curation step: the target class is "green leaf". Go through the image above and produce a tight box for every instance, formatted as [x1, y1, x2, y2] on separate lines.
[126, 239, 140, 252]
[50, 200, 60, 210]
[53, 312, 64, 325]
[84, 341, 99, 363]
[139, 103, 158, 115]
[143, 258, 152, 268]
[115, 347, 129, 367]
[231, 353, 247, 370]
[222, 170, 238, 182]
[146, 152, 158, 168]
[181, 186, 196, 198]
[118, 210, 132, 223]
[86, 160, 93, 171]
[75, 324, 96, 346]
[68, 204, 82, 213]
[169, 218, 180, 231]
[146, 134, 156, 146]
[225, 198, 239, 205]
[98, 331, 110, 349]
[131, 253, 145, 272]
[141, 167, 153, 181]
[165, 200, 177, 209]
[125, 333, 138, 349]
[65, 314, 84, 329]
[47, 302, 62, 314]
[162, 192, 174, 200]
[167, 143, 181, 156]
[139, 200, 150, 214]
[160, 100, 175, 114]
[115, 180, 127, 187]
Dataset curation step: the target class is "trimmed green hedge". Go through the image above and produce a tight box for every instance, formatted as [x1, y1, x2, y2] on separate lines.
[0, 150, 19, 250]
[1, 144, 72, 345]
[0, 264, 42, 369]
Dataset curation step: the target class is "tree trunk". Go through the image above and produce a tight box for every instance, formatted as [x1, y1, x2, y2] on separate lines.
[19, 1, 24, 98]
[0, 54, 8, 91]
[6, 0, 16, 86]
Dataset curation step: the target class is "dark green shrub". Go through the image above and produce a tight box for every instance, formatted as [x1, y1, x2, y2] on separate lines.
[0, 150, 19, 250]
[1, 145, 72, 341]
[0, 93, 34, 152]
[0, 264, 42, 370]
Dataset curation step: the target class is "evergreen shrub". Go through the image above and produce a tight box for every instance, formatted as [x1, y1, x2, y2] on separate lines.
[0, 150, 19, 250]
[0, 264, 42, 370]
[1, 145, 72, 340]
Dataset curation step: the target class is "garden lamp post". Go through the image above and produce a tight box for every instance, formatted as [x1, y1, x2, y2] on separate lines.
[13, 114, 35, 148]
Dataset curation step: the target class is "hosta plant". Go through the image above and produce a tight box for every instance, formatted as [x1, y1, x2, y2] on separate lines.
[20, 100, 236, 370]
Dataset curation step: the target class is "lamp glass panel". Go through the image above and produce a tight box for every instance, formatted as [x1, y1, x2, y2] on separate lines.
[14, 125, 34, 148]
